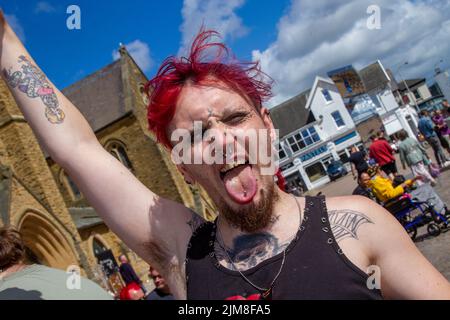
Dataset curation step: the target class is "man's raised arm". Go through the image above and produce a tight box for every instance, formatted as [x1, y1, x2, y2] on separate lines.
[0, 11, 199, 274]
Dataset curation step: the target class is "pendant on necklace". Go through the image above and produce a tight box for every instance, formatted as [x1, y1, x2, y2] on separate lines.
[261, 288, 272, 300]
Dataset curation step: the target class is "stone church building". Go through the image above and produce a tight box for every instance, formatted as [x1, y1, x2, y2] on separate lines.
[0, 46, 216, 293]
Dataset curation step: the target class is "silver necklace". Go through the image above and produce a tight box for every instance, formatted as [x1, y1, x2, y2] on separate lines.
[215, 195, 302, 299]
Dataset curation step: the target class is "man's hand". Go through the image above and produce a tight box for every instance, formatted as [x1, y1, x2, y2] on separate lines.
[401, 176, 423, 189]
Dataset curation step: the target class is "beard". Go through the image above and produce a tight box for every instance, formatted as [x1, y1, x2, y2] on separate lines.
[217, 177, 278, 233]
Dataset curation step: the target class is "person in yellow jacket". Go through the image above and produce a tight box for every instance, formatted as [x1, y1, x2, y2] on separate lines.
[366, 165, 421, 203]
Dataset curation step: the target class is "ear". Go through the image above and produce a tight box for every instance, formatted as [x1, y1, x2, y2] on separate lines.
[260, 107, 276, 142]
[176, 164, 196, 185]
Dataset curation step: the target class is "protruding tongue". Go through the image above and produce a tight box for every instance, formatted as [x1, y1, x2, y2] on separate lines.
[223, 165, 257, 204]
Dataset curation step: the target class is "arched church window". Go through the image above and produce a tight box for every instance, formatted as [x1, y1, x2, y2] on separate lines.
[106, 141, 133, 170]
[93, 237, 109, 258]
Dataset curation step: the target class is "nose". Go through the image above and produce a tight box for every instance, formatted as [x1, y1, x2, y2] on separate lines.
[205, 118, 238, 160]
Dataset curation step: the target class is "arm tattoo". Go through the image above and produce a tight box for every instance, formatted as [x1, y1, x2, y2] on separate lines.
[187, 211, 205, 233]
[215, 232, 290, 271]
[3, 55, 65, 124]
[328, 209, 373, 242]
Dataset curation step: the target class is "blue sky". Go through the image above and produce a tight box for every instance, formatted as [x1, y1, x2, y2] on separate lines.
[2, 0, 450, 106]
[2, 0, 288, 87]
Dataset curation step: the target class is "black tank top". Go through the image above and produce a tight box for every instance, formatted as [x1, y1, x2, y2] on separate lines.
[185, 196, 383, 300]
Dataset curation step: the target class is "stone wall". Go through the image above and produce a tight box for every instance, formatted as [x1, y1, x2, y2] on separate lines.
[0, 79, 94, 277]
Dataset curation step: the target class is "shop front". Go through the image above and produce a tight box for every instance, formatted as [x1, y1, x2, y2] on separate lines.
[280, 130, 362, 191]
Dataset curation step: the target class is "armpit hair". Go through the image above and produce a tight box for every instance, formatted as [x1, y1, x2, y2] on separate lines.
[142, 239, 187, 298]
[142, 238, 172, 272]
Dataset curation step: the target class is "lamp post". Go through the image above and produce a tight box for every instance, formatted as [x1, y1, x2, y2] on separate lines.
[397, 61, 419, 112]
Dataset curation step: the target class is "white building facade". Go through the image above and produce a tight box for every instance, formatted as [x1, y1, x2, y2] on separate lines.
[353, 61, 420, 141]
[273, 76, 362, 191]
[373, 86, 418, 139]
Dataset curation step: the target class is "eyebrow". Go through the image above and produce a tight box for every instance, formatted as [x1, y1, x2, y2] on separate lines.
[186, 105, 248, 135]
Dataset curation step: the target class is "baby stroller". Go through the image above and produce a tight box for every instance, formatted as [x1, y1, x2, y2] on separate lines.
[383, 194, 450, 240]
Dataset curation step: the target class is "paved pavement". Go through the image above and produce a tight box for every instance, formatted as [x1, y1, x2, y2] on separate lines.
[306, 153, 450, 281]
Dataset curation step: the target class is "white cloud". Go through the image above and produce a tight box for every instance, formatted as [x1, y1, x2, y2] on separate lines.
[179, 0, 249, 55]
[112, 40, 153, 72]
[4, 14, 25, 43]
[252, 0, 450, 107]
[35, 1, 56, 14]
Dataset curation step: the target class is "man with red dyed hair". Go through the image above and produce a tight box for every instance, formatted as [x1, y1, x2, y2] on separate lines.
[1, 12, 450, 300]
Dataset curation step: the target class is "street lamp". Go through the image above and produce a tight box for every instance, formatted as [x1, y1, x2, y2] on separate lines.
[396, 61, 419, 112]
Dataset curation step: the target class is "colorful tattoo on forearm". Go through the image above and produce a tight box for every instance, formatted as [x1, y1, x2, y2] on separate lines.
[3, 55, 65, 124]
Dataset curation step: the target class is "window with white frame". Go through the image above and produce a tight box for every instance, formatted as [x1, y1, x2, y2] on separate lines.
[279, 146, 287, 160]
[321, 89, 333, 103]
[331, 111, 345, 128]
[286, 127, 320, 153]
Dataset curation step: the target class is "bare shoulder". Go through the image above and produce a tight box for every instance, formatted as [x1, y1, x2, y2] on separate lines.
[324, 196, 375, 243]
[325, 195, 393, 226]
[323, 197, 450, 299]
[324, 195, 413, 259]
[186, 209, 208, 233]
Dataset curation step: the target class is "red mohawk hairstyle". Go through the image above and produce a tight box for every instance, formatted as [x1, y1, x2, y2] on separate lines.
[144, 29, 273, 149]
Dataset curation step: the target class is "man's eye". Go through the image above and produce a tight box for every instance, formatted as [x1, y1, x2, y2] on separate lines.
[225, 113, 247, 124]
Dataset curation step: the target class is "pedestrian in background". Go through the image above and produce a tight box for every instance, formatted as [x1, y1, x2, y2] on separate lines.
[369, 133, 398, 179]
[349, 146, 369, 180]
[352, 172, 375, 201]
[118, 254, 147, 299]
[418, 110, 449, 167]
[432, 109, 450, 155]
[397, 130, 436, 185]
[0, 227, 111, 300]
[442, 100, 450, 115]
[366, 165, 421, 203]
[146, 266, 174, 300]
